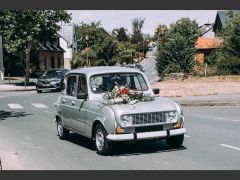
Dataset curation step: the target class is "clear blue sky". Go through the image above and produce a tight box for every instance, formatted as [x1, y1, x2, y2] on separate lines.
[68, 10, 218, 36]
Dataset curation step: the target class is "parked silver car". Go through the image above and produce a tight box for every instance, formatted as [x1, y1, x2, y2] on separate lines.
[54, 66, 186, 155]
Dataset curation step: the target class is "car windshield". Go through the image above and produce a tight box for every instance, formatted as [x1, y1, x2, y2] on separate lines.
[43, 70, 63, 77]
[90, 73, 148, 93]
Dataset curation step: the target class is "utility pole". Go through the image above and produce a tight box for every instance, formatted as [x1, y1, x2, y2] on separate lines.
[0, 35, 4, 80]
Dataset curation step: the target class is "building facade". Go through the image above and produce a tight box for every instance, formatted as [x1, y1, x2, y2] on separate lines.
[58, 24, 78, 70]
[34, 39, 65, 76]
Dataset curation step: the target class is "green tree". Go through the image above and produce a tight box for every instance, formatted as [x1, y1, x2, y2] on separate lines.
[131, 17, 145, 44]
[155, 18, 200, 79]
[71, 48, 97, 69]
[0, 10, 71, 83]
[75, 22, 118, 66]
[153, 24, 167, 41]
[115, 27, 129, 42]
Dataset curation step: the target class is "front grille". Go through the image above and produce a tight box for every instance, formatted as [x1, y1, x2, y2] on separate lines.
[132, 112, 168, 125]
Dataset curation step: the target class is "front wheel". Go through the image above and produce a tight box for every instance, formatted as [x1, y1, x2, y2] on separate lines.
[94, 124, 112, 155]
[166, 134, 184, 149]
[57, 119, 69, 140]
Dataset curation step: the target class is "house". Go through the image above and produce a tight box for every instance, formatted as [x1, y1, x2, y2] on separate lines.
[195, 37, 223, 63]
[34, 37, 65, 76]
[213, 11, 230, 37]
[199, 23, 215, 38]
[34, 23, 77, 75]
[213, 10, 240, 36]
[58, 24, 78, 70]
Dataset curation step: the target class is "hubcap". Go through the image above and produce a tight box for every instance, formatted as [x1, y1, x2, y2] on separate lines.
[57, 121, 63, 136]
[96, 128, 104, 151]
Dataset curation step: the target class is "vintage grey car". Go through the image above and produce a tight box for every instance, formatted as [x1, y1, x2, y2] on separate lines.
[54, 66, 186, 155]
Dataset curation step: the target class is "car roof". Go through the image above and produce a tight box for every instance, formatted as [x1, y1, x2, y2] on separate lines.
[67, 66, 142, 76]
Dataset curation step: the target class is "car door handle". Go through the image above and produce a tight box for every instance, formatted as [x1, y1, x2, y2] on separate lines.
[62, 99, 66, 103]
[71, 101, 76, 105]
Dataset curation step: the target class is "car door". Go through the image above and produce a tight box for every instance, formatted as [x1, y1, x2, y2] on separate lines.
[71, 74, 88, 134]
[61, 75, 77, 128]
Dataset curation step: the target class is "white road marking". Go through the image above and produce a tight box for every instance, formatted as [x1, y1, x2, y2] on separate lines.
[220, 144, 240, 151]
[184, 135, 191, 138]
[32, 103, 48, 108]
[43, 111, 54, 114]
[8, 104, 23, 109]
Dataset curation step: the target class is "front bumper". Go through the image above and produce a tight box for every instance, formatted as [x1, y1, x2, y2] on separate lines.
[106, 128, 186, 141]
[36, 84, 61, 91]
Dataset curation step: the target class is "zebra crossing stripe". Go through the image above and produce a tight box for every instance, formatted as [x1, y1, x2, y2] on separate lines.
[8, 104, 23, 109]
[32, 103, 48, 108]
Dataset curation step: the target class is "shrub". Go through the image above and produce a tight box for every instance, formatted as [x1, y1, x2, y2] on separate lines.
[5, 63, 25, 77]
[163, 63, 182, 75]
[217, 56, 240, 75]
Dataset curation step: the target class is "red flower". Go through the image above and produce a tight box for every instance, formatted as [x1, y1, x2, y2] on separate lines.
[120, 88, 128, 94]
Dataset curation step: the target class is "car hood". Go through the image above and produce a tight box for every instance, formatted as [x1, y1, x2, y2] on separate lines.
[108, 96, 179, 116]
[38, 75, 62, 81]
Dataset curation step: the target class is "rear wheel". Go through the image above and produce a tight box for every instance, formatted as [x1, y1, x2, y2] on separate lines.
[57, 118, 69, 140]
[166, 134, 184, 149]
[94, 124, 112, 155]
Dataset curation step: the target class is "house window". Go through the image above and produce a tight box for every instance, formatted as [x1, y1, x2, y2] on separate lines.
[58, 57, 61, 68]
[51, 57, 55, 69]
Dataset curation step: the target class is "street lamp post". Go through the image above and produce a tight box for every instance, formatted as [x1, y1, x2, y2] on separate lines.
[0, 35, 4, 80]
[85, 34, 89, 67]
[159, 25, 166, 45]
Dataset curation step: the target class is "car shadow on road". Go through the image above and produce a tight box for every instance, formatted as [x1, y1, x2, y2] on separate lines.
[66, 133, 187, 156]
[0, 110, 33, 121]
[66, 133, 96, 151]
[111, 140, 187, 156]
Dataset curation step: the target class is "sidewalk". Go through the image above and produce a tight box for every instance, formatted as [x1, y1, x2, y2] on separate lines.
[0, 78, 36, 92]
[169, 93, 240, 106]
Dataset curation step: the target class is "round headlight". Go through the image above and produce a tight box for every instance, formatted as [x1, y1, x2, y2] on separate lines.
[166, 111, 177, 122]
[121, 115, 133, 127]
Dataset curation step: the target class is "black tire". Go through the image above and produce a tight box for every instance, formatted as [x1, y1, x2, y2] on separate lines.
[94, 124, 112, 155]
[37, 89, 42, 93]
[57, 118, 69, 140]
[166, 134, 184, 149]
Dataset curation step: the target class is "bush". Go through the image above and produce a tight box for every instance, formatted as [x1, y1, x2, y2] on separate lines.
[193, 64, 218, 76]
[217, 56, 240, 75]
[163, 63, 182, 75]
[5, 63, 25, 77]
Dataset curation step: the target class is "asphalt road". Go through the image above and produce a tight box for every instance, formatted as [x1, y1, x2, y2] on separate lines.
[0, 91, 240, 170]
[140, 48, 160, 83]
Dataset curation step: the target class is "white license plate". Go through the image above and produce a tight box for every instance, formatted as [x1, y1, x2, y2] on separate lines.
[43, 89, 51, 92]
[42, 84, 50, 87]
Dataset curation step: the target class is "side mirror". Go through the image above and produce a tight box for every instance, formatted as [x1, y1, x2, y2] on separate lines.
[77, 92, 88, 100]
[152, 88, 160, 95]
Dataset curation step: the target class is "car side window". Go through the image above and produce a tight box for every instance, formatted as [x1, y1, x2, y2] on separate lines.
[77, 75, 87, 94]
[66, 76, 77, 96]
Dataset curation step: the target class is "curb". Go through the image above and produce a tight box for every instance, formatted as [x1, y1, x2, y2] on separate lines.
[0, 89, 36, 92]
[176, 101, 240, 106]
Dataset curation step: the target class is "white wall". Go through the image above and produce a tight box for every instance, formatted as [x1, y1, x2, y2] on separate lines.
[60, 37, 73, 69]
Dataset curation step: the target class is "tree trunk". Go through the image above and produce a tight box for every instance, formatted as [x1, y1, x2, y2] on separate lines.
[24, 41, 33, 84]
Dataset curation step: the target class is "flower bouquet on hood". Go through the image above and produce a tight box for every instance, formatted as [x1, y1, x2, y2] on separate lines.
[103, 85, 154, 105]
